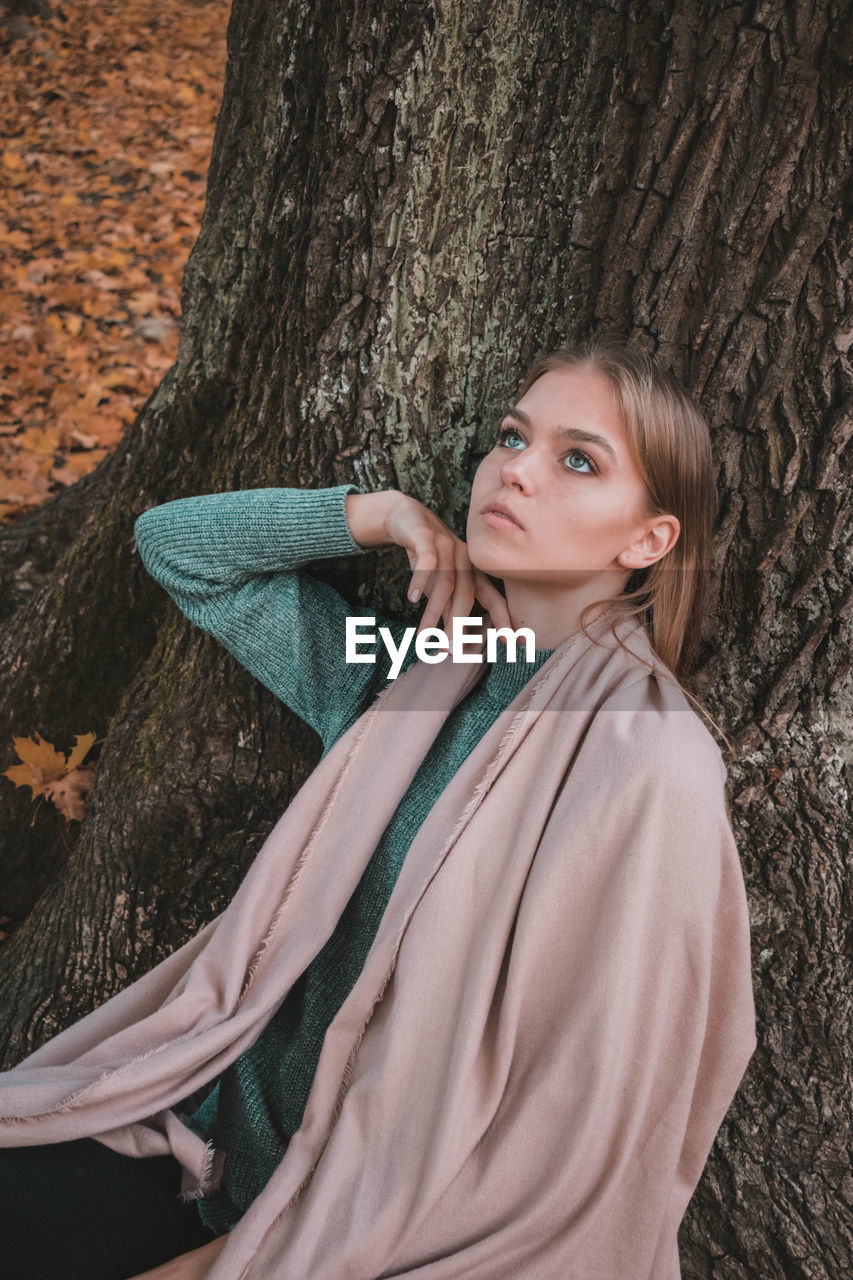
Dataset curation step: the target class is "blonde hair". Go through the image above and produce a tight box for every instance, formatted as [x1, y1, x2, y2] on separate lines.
[515, 337, 732, 751]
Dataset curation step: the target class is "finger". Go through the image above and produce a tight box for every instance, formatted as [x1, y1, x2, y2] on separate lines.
[406, 534, 439, 603]
[442, 545, 478, 634]
[416, 536, 457, 636]
[472, 571, 514, 641]
[418, 575, 455, 636]
[406, 547, 435, 593]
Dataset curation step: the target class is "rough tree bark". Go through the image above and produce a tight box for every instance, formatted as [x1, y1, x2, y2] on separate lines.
[1, 0, 851, 1275]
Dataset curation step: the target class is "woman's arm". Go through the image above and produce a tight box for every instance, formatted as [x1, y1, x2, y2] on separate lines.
[127, 1233, 228, 1280]
[133, 484, 417, 751]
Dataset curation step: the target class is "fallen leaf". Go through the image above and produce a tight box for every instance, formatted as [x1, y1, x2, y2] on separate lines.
[45, 764, 97, 823]
[3, 730, 98, 823]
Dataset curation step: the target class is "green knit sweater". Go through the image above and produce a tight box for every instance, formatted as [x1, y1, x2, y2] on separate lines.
[133, 484, 553, 1235]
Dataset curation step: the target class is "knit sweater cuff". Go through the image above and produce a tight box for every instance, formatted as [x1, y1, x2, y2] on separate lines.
[275, 483, 370, 563]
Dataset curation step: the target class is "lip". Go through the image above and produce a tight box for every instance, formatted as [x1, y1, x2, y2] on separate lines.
[480, 502, 524, 530]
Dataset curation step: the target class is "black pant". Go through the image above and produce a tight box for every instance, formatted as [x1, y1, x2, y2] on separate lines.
[0, 1137, 219, 1280]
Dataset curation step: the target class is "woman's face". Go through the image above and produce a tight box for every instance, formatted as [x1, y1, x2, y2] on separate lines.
[466, 364, 677, 591]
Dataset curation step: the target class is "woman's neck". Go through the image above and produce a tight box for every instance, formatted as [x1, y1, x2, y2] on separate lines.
[497, 571, 630, 649]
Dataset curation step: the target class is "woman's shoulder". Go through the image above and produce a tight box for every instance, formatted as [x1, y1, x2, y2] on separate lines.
[599, 655, 728, 794]
[587, 667, 737, 905]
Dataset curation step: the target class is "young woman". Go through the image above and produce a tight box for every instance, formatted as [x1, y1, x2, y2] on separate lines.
[0, 339, 755, 1280]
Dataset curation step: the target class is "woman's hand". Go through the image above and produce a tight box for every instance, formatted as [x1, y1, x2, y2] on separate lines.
[127, 1233, 229, 1280]
[383, 492, 513, 641]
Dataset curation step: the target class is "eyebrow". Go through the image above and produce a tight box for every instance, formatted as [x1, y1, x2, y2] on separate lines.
[503, 406, 618, 463]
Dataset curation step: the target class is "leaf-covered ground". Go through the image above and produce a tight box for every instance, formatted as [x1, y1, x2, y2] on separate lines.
[0, 0, 229, 524]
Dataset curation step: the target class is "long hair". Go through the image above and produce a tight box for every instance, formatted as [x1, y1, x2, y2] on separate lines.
[515, 338, 721, 719]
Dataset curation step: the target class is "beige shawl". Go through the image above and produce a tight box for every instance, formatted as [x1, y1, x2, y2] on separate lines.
[0, 603, 757, 1279]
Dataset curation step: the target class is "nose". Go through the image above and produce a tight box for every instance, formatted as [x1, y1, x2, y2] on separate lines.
[500, 444, 539, 490]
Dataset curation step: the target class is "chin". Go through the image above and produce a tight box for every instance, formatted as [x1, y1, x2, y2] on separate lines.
[464, 537, 500, 577]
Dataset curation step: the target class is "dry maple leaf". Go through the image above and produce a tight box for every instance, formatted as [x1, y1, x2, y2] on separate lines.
[3, 730, 97, 823]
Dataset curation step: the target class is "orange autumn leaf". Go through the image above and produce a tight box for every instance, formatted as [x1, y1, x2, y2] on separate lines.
[3, 731, 98, 823]
[14, 425, 62, 455]
[80, 380, 108, 410]
[64, 411, 124, 445]
[7, 732, 67, 779]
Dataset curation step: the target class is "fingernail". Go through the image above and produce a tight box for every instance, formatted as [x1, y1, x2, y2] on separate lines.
[409, 589, 420, 602]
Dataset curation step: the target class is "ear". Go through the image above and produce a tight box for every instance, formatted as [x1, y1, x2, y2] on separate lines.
[616, 514, 680, 570]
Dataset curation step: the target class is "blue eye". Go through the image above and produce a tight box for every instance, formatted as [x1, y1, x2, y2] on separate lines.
[496, 426, 522, 447]
[495, 426, 597, 475]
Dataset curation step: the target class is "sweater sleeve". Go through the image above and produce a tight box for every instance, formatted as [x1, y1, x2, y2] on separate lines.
[132, 484, 418, 751]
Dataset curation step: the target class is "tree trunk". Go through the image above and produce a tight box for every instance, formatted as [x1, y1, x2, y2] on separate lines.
[1, 0, 850, 1274]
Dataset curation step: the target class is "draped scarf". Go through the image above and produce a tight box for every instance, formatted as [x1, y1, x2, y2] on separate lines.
[0, 602, 757, 1279]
